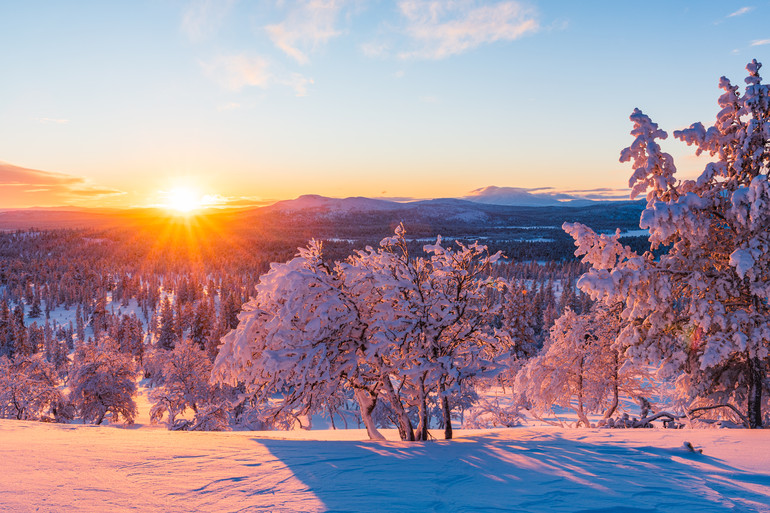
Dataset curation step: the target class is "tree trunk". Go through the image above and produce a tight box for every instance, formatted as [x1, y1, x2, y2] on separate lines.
[747, 356, 763, 429]
[416, 374, 429, 441]
[381, 376, 415, 441]
[576, 407, 590, 428]
[354, 388, 385, 441]
[576, 356, 590, 428]
[441, 394, 452, 440]
[603, 351, 620, 420]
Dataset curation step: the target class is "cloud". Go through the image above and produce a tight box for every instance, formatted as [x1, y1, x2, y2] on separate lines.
[463, 185, 631, 204]
[728, 6, 753, 17]
[278, 73, 315, 97]
[0, 161, 125, 208]
[201, 54, 272, 91]
[182, 0, 238, 41]
[361, 41, 390, 58]
[208, 195, 275, 208]
[751, 39, 770, 46]
[551, 187, 632, 201]
[202, 54, 312, 96]
[376, 195, 420, 202]
[37, 118, 70, 125]
[396, 0, 538, 59]
[266, 0, 349, 64]
[217, 102, 243, 112]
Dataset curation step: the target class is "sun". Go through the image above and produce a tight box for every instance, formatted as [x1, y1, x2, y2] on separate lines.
[165, 186, 202, 214]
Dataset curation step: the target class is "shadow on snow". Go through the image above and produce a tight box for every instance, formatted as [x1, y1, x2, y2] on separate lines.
[251, 430, 770, 513]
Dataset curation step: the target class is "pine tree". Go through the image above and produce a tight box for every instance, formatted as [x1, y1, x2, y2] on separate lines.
[191, 298, 213, 351]
[75, 304, 86, 344]
[157, 296, 176, 351]
[219, 292, 241, 331]
[28, 294, 42, 319]
[0, 300, 12, 358]
[90, 297, 107, 339]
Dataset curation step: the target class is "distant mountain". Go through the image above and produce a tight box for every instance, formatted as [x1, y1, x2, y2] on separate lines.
[463, 186, 596, 207]
[263, 195, 404, 213]
[241, 193, 644, 237]
[260, 188, 598, 218]
[250, 191, 607, 228]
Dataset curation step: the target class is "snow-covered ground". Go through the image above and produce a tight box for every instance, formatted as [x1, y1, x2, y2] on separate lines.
[3, 416, 769, 512]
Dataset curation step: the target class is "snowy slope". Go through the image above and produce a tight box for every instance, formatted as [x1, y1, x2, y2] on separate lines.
[2, 420, 769, 512]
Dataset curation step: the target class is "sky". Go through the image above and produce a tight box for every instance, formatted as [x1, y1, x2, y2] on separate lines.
[0, 0, 768, 209]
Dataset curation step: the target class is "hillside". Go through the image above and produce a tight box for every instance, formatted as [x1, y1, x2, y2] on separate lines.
[0, 197, 647, 262]
[2, 419, 768, 512]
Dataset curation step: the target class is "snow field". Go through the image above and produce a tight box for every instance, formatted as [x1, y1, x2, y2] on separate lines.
[2, 420, 769, 512]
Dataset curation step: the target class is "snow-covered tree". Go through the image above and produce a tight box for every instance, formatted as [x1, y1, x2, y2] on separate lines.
[213, 239, 384, 438]
[149, 339, 221, 429]
[213, 226, 506, 440]
[0, 354, 66, 421]
[190, 298, 214, 351]
[494, 281, 540, 391]
[358, 230, 506, 439]
[516, 305, 648, 427]
[0, 300, 13, 358]
[69, 337, 138, 425]
[156, 296, 176, 350]
[564, 60, 770, 428]
[114, 314, 145, 365]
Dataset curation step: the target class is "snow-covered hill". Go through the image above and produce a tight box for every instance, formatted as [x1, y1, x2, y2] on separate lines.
[463, 185, 596, 207]
[263, 194, 405, 213]
[2, 419, 768, 512]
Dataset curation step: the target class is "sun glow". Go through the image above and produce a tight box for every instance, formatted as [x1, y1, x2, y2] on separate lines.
[165, 186, 203, 214]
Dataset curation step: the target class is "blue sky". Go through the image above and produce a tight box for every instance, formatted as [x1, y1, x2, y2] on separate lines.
[0, 1, 768, 208]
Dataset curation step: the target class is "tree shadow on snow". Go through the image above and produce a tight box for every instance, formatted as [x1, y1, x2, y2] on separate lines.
[253, 431, 770, 513]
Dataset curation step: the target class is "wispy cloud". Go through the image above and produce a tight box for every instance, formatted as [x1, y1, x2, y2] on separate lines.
[464, 185, 631, 203]
[728, 6, 753, 17]
[207, 195, 275, 208]
[361, 41, 390, 59]
[37, 118, 70, 125]
[277, 73, 315, 97]
[555, 187, 631, 201]
[217, 102, 243, 112]
[201, 54, 312, 96]
[751, 39, 770, 46]
[201, 54, 271, 91]
[266, 0, 350, 65]
[396, 0, 538, 59]
[0, 161, 125, 208]
[182, 0, 238, 41]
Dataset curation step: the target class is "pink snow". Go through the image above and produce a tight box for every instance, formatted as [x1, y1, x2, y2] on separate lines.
[2, 420, 769, 512]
